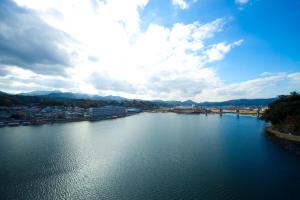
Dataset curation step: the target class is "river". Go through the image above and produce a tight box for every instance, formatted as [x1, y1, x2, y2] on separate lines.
[0, 113, 300, 200]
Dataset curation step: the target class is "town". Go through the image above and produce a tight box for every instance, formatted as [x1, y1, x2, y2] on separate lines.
[0, 105, 142, 127]
[0, 103, 266, 128]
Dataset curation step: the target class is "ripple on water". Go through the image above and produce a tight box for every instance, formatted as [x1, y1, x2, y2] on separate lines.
[1, 113, 300, 200]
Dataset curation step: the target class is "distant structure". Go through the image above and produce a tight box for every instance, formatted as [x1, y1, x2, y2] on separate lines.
[126, 108, 141, 114]
[256, 108, 261, 118]
[172, 105, 206, 114]
[89, 106, 126, 120]
[236, 107, 240, 118]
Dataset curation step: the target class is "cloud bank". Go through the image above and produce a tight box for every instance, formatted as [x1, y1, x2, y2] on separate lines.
[0, 0, 73, 75]
[235, 0, 250, 5]
[172, 0, 189, 9]
[0, 0, 298, 101]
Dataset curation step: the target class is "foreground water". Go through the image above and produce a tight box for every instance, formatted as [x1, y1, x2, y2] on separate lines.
[0, 113, 300, 200]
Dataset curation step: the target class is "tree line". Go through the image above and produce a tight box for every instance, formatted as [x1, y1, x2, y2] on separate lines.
[261, 92, 300, 135]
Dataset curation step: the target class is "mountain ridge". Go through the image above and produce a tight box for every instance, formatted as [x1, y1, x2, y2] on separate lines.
[0, 90, 276, 107]
[18, 91, 128, 102]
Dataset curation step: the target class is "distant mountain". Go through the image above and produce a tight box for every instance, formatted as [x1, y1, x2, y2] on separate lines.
[152, 100, 181, 106]
[152, 100, 199, 106]
[152, 98, 275, 107]
[18, 91, 128, 102]
[18, 90, 61, 96]
[14, 90, 276, 107]
[95, 95, 128, 102]
[197, 98, 276, 107]
[182, 100, 198, 106]
[45, 92, 89, 99]
[0, 91, 9, 96]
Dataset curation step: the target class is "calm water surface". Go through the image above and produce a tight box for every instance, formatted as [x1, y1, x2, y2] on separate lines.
[1, 113, 300, 200]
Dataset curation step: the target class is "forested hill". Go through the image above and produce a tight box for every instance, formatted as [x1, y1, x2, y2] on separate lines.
[0, 91, 276, 107]
[197, 98, 276, 107]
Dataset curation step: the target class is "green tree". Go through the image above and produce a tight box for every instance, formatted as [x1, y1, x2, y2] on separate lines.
[261, 92, 300, 134]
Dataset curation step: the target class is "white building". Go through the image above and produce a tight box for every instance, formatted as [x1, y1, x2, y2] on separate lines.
[89, 106, 126, 119]
[126, 108, 141, 113]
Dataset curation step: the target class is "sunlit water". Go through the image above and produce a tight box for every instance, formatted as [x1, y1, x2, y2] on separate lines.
[1, 113, 300, 200]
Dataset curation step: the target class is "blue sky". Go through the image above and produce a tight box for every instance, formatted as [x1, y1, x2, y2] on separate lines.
[143, 0, 300, 82]
[0, 0, 299, 101]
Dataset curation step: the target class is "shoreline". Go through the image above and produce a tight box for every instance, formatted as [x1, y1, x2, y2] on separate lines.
[0, 113, 140, 128]
[150, 109, 259, 116]
[0, 112, 260, 129]
[266, 127, 300, 143]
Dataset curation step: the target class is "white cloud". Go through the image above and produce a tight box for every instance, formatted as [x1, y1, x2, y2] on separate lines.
[235, 0, 250, 5]
[8, 0, 235, 100]
[172, 0, 189, 9]
[288, 73, 300, 85]
[0, 65, 79, 94]
[216, 74, 286, 97]
[196, 73, 300, 101]
[3, 0, 296, 101]
[203, 40, 243, 62]
[0, 0, 73, 75]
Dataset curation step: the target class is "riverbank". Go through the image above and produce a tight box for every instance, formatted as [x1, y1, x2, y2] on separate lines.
[151, 108, 261, 116]
[266, 127, 300, 143]
[0, 113, 140, 128]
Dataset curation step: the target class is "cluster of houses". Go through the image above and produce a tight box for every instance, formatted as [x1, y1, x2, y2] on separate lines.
[0, 106, 141, 127]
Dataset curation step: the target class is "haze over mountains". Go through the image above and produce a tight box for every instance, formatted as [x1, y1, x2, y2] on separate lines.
[0, 90, 276, 107]
[18, 91, 128, 102]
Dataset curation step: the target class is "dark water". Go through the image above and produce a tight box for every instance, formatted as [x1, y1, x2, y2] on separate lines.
[1, 113, 300, 200]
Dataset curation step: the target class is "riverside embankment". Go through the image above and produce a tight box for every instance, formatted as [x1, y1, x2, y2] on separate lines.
[266, 127, 300, 143]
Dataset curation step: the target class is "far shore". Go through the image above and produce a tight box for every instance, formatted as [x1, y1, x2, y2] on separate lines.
[266, 127, 300, 143]
[0, 113, 140, 128]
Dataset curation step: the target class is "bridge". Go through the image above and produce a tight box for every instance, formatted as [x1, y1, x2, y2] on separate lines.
[171, 106, 262, 117]
[206, 107, 261, 117]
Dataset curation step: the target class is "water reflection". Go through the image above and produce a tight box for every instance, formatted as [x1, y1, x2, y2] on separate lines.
[0, 113, 300, 200]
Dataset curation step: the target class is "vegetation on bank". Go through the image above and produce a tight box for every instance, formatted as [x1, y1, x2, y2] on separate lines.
[261, 92, 300, 135]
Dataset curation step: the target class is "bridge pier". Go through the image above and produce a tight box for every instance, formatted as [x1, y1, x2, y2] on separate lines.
[257, 109, 260, 118]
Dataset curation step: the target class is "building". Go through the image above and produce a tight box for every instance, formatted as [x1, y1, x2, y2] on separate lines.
[89, 106, 126, 120]
[126, 108, 141, 114]
[172, 105, 206, 114]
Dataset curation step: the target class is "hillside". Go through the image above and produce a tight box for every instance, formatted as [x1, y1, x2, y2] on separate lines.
[198, 98, 276, 107]
[261, 92, 300, 135]
[0, 90, 276, 107]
